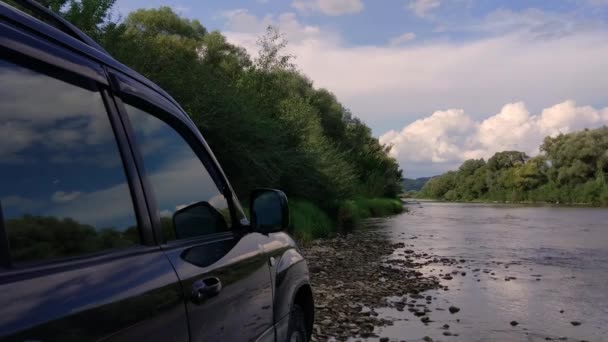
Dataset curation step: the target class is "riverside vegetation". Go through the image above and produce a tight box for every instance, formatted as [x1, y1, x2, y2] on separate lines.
[29, 0, 405, 240]
[418, 126, 608, 206]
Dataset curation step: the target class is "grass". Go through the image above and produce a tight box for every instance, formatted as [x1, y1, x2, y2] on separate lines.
[289, 197, 404, 243]
[289, 200, 334, 242]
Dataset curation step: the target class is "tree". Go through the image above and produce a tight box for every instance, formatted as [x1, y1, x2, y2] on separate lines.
[419, 127, 608, 205]
[41, 2, 405, 220]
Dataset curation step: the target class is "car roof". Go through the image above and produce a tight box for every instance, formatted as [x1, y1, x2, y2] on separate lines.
[0, 0, 186, 116]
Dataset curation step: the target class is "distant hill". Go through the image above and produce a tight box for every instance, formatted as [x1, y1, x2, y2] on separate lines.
[402, 177, 432, 191]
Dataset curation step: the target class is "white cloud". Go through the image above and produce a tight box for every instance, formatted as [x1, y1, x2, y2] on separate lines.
[47, 182, 134, 227]
[221, 9, 334, 46]
[51, 191, 82, 203]
[0, 67, 114, 159]
[407, 0, 440, 17]
[380, 100, 608, 176]
[389, 32, 416, 46]
[222, 10, 608, 136]
[292, 0, 363, 16]
[470, 8, 597, 39]
[220, 8, 608, 176]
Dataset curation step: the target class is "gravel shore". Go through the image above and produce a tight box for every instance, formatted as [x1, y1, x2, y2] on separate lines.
[301, 228, 463, 341]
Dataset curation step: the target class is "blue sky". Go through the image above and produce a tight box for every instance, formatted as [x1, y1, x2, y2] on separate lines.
[114, 0, 608, 177]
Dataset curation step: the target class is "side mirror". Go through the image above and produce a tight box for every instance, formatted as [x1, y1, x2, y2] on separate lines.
[172, 201, 227, 239]
[250, 189, 289, 234]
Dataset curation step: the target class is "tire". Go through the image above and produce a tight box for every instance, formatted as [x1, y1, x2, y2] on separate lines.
[286, 304, 308, 342]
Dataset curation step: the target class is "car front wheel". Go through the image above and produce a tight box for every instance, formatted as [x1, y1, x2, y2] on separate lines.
[286, 304, 308, 342]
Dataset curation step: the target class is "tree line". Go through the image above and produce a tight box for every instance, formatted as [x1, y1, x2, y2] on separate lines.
[32, 1, 402, 210]
[418, 126, 608, 205]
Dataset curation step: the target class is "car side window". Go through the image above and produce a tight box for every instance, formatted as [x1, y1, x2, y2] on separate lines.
[124, 104, 231, 242]
[0, 59, 139, 266]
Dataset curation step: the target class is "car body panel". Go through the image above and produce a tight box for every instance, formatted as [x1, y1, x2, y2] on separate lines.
[264, 232, 313, 341]
[162, 232, 274, 341]
[0, 248, 189, 342]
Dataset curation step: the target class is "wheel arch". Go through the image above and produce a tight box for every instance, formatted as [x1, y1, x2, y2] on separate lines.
[293, 283, 314, 340]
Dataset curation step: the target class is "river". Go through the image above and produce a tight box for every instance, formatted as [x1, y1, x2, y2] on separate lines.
[366, 202, 608, 342]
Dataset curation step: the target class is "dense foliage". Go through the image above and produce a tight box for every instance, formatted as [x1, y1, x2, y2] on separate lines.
[38, 1, 402, 205]
[418, 127, 608, 205]
[29, 1, 403, 239]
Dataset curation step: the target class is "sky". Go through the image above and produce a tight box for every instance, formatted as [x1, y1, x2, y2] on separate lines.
[114, 0, 608, 177]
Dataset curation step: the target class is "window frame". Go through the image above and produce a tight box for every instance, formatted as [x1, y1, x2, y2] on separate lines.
[0, 22, 153, 274]
[108, 71, 243, 246]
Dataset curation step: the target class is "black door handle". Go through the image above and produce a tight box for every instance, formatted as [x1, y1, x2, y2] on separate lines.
[191, 277, 222, 303]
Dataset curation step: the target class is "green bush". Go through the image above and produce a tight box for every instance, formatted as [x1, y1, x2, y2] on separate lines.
[337, 198, 404, 231]
[289, 200, 333, 243]
[288, 198, 404, 242]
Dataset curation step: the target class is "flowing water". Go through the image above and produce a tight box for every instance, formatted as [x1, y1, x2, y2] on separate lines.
[367, 202, 608, 342]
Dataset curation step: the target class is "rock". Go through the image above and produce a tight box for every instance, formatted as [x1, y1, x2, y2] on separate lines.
[443, 331, 452, 336]
[510, 321, 519, 326]
[421, 316, 431, 323]
[300, 229, 444, 340]
[442, 324, 450, 329]
[559, 310, 564, 314]
[570, 321, 581, 326]
[380, 338, 389, 342]
[449, 306, 460, 314]
[423, 337, 433, 342]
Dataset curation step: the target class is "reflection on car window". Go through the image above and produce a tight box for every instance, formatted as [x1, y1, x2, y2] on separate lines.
[0, 60, 139, 264]
[124, 104, 231, 241]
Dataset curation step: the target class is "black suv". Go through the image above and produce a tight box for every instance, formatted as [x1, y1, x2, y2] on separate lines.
[0, 1, 314, 341]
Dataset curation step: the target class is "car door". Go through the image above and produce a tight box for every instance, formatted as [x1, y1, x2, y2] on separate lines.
[0, 16, 188, 342]
[113, 86, 275, 341]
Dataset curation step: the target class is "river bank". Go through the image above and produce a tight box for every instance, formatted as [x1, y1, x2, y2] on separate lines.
[302, 202, 607, 341]
[410, 198, 606, 207]
[301, 226, 456, 341]
[290, 198, 404, 242]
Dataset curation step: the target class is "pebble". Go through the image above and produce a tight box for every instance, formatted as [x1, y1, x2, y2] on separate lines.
[510, 321, 519, 326]
[449, 306, 461, 314]
[301, 232, 443, 340]
[570, 321, 581, 326]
